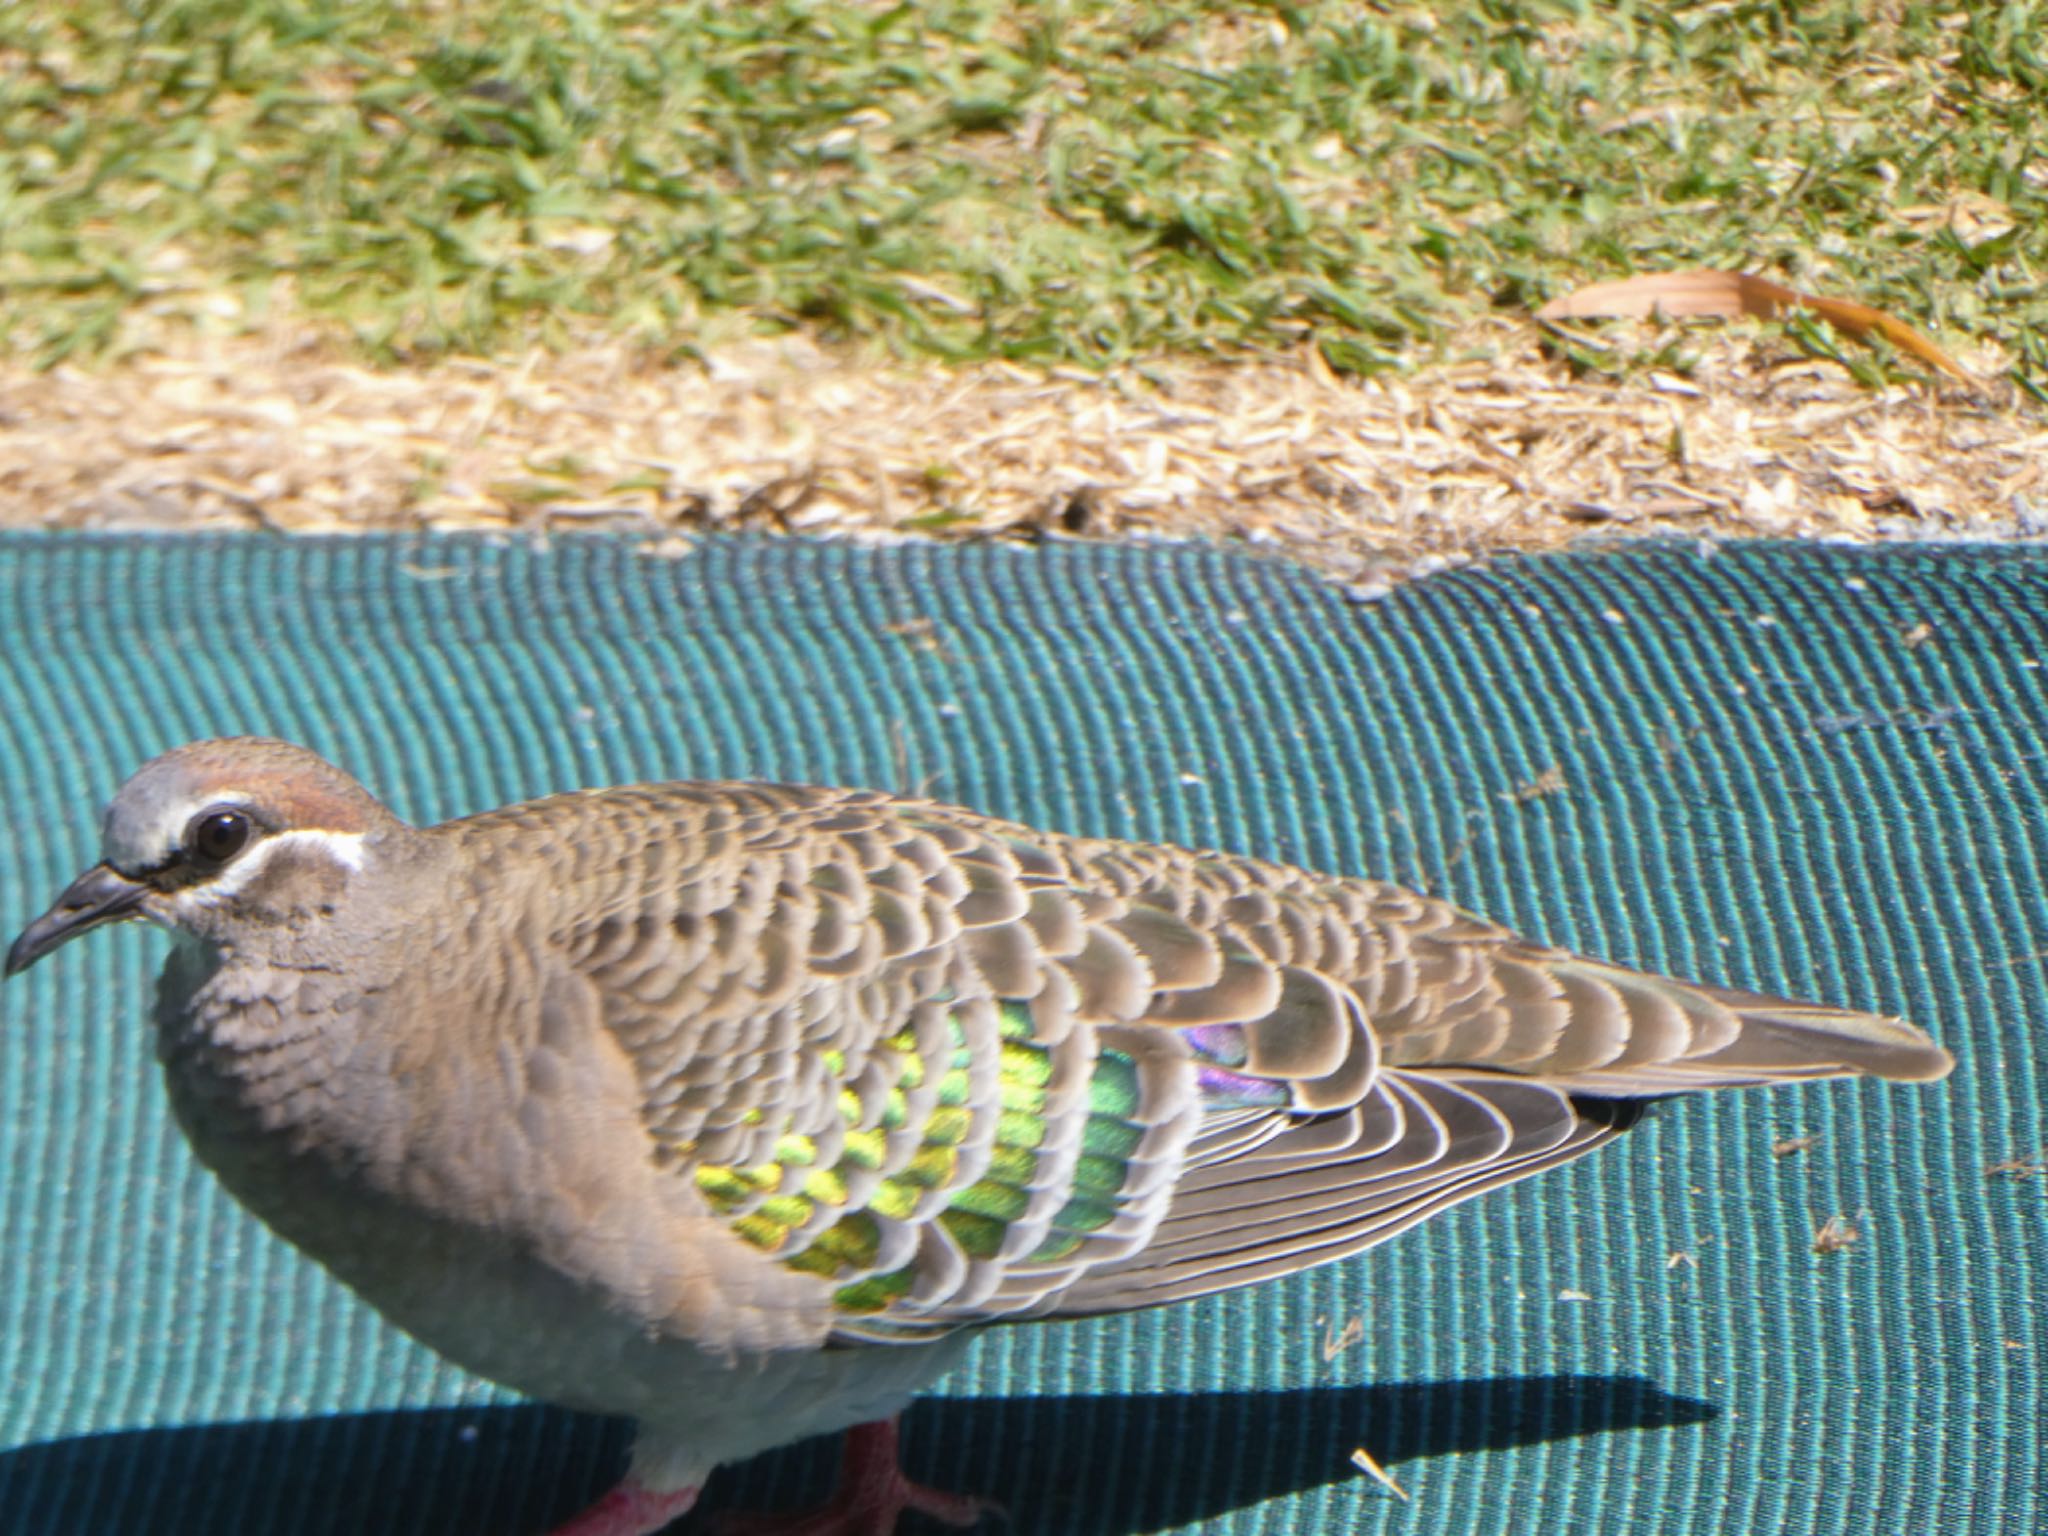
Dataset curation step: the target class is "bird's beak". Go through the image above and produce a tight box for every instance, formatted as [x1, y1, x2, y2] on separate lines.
[5, 863, 149, 978]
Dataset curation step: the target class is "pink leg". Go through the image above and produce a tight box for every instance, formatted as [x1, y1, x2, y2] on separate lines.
[546, 1479, 701, 1536]
[709, 1418, 996, 1536]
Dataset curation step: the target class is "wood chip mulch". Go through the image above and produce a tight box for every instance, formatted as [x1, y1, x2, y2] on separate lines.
[1, 318, 2039, 587]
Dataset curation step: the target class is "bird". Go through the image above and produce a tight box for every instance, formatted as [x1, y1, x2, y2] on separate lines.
[6, 737, 1952, 1536]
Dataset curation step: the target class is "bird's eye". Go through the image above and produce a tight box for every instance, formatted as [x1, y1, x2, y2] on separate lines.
[186, 808, 252, 866]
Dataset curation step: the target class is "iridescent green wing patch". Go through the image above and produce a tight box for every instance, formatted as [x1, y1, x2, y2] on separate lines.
[693, 992, 1300, 1316]
[693, 999, 1160, 1315]
[1021, 1047, 1145, 1264]
[693, 1007, 968, 1309]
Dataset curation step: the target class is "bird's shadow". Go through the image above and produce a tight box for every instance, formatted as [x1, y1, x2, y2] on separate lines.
[0, 1374, 1714, 1536]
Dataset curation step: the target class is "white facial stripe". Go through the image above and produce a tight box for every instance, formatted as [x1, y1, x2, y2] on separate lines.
[289, 828, 367, 871]
[171, 829, 368, 907]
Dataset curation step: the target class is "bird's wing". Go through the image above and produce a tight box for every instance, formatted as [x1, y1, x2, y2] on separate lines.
[538, 783, 1946, 1341]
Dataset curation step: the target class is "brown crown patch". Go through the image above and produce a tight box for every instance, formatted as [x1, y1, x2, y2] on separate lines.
[134, 736, 397, 836]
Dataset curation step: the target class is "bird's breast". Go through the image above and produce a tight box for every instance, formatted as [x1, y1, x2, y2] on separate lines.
[154, 953, 845, 1399]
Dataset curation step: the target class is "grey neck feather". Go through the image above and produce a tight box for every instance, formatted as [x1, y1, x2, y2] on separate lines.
[154, 827, 454, 1126]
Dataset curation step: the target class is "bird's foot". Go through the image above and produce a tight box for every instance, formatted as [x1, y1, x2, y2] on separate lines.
[545, 1479, 701, 1536]
[708, 1418, 998, 1536]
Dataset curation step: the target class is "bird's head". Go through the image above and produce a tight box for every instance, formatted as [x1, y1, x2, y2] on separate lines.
[7, 737, 411, 975]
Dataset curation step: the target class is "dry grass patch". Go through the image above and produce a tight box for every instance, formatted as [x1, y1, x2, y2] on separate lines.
[2, 318, 2038, 583]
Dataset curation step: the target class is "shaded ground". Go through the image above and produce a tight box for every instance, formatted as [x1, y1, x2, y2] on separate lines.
[0, 1376, 1715, 1535]
[1, 319, 2038, 583]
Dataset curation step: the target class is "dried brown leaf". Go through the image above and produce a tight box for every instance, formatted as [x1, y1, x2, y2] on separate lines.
[1812, 1214, 1861, 1254]
[1536, 269, 1975, 385]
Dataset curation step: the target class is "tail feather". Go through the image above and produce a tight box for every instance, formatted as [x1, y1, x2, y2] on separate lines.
[1502, 959, 1954, 1094]
[1657, 987, 1955, 1085]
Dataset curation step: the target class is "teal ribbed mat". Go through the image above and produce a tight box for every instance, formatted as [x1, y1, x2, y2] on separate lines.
[0, 535, 2040, 1536]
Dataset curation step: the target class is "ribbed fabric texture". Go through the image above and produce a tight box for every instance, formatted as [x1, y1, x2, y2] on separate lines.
[0, 535, 2037, 1536]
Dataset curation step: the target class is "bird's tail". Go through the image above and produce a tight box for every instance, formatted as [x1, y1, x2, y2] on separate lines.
[1460, 954, 1955, 1095]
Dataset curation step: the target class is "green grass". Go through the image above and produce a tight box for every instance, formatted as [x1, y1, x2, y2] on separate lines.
[3, 0, 2045, 383]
